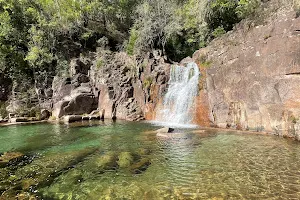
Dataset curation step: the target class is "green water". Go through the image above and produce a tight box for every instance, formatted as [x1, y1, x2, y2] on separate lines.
[1, 121, 300, 199]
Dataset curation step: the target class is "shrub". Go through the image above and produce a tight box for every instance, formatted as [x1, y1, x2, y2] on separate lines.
[126, 28, 139, 56]
[212, 26, 226, 38]
[143, 77, 153, 88]
[236, 0, 261, 19]
[0, 102, 8, 118]
[96, 59, 104, 69]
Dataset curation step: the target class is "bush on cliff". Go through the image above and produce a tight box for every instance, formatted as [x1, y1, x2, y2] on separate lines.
[0, 0, 296, 109]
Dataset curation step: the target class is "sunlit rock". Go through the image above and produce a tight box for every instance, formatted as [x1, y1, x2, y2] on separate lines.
[156, 127, 174, 133]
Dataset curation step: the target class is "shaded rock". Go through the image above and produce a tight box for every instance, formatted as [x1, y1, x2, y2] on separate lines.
[0, 119, 8, 123]
[129, 158, 151, 174]
[53, 93, 98, 118]
[71, 73, 90, 87]
[41, 109, 51, 120]
[0, 73, 12, 101]
[70, 58, 91, 76]
[63, 93, 97, 115]
[82, 116, 90, 121]
[63, 115, 82, 123]
[9, 117, 29, 123]
[89, 115, 100, 120]
[0, 152, 24, 168]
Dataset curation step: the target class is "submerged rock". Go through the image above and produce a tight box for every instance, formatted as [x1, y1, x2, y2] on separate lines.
[117, 152, 134, 168]
[0, 148, 97, 198]
[137, 148, 151, 156]
[129, 158, 151, 174]
[93, 152, 118, 171]
[0, 152, 24, 168]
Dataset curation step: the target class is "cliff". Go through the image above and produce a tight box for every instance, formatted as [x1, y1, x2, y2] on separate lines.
[49, 49, 170, 122]
[193, 7, 300, 139]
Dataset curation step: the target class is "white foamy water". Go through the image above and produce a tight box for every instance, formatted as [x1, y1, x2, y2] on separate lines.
[155, 62, 200, 127]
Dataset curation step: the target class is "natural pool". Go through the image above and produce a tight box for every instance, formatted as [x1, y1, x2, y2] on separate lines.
[1, 121, 300, 199]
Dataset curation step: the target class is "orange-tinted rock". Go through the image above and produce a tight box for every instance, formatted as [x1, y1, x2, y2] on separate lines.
[98, 84, 115, 119]
[193, 90, 211, 127]
[191, 9, 300, 139]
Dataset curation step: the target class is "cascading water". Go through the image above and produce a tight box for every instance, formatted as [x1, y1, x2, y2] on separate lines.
[156, 62, 200, 126]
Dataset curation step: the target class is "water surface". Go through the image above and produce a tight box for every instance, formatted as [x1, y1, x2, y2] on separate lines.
[1, 121, 300, 199]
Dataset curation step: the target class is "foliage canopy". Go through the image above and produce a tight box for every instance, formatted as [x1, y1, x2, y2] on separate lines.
[0, 0, 284, 92]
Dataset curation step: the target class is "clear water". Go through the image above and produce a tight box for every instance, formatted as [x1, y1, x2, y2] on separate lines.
[1, 121, 300, 199]
[156, 62, 200, 125]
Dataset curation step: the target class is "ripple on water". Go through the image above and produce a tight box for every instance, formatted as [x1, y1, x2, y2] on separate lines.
[1, 123, 300, 199]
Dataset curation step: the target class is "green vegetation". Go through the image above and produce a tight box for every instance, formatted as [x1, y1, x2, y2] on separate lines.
[0, 0, 295, 112]
[96, 59, 104, 69]
[143, 76, 153, 89]
[0, 101, 8, 118]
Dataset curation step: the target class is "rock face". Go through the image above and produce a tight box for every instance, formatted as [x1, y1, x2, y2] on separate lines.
[91, 50, 169, 121]
[192, 9, 300, 139]
[50, 50, 169, 121]
[52, 57, 98, 118]
[41, 109, 51, 120]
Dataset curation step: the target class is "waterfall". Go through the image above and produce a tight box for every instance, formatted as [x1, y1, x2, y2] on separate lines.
[156, 62, 200, 126]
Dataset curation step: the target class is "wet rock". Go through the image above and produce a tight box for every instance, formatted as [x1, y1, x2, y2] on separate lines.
[40, 109, 51, 120]
[9, 117, 29, 123]
[63, 115, 82, 123]
[156, 127, 174, 133]
[137, 148, 151, 155]
[82, 116, 90, 121]
[117, 152, 134, 168]
[21, 178, 36, 190]
[0, 119, 8, 123]
[0, 152, 24, 168]
[93, 152, 118, 170]
[11, 148, 97, 192]
[89, 110, 99, 116]
[16, 192, 37, 200]
[129, 158, 151, 174]
[89, 115, 100, 120]
[192, 130, 217, 138]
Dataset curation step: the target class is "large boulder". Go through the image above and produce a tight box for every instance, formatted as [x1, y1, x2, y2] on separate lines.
[41, 109, 51, 120]
[53, 93, 98, 118]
